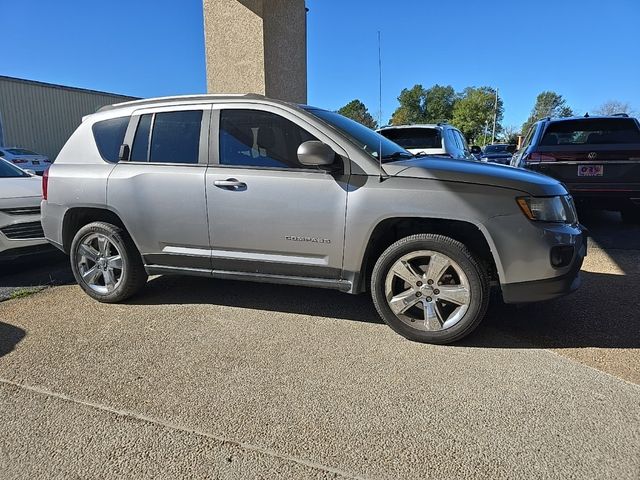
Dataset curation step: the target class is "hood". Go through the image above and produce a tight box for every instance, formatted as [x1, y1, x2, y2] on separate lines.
[387, 157, 567, 196]
[0, 176, 42, 200]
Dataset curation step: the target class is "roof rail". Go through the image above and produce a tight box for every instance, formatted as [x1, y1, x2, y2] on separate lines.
[612, 113, 629, 117]
[97, 93, 266, 112]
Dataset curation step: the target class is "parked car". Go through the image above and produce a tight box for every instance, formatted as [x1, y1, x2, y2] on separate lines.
[0, 147, 51, 175]
[480, 144, 516, 165]
[511, 115, 640, 223]
[42, 94, 585, 344]
[377, 124, 478, 160]
[0, 158, 50, 261]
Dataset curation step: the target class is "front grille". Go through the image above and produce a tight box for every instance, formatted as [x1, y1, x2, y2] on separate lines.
[0, 206, 41, 216]
[0, 221, 45, 239]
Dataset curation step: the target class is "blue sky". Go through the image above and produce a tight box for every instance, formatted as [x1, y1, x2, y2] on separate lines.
[2, 0, 639, 128]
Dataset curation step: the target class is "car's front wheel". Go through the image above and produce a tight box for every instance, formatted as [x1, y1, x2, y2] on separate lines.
[70, 221, 147, 303]
[371, 234, 489, 344]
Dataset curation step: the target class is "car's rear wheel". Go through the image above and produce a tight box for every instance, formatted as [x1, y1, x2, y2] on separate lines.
[371, 234, 489, 344]
[70, 222, 147, 303]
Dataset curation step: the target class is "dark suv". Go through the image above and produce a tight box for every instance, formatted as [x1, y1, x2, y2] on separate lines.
[511, 115, 640, 223]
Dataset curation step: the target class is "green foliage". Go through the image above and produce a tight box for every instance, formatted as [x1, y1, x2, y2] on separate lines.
[451, 87, 503, 144]
[390, 84, 456, 125]
[337, 99, 378, 129]
[521, 91, 573, 135]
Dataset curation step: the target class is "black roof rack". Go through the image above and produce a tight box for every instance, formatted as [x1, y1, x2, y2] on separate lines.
[612, 113, 629, 117]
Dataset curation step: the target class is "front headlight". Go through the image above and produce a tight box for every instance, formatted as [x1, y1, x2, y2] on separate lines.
[516, 195, 577, 223]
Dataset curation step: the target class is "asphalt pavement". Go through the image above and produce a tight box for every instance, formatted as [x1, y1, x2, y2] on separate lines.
[0, 210, 638, 479]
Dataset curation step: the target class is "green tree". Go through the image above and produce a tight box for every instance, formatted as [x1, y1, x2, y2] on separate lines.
[336, 99, 378, 129]
[451, 87, 503, 145]
[521, 91, 573, 135]
[390, 85, 427, 125]
[389, 84, 456, 125]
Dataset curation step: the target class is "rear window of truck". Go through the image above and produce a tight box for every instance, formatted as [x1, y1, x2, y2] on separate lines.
[380, 128, 442, 149]
[541, 118, 640, 146]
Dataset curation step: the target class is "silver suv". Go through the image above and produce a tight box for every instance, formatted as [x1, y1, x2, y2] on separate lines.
[41, 94, 586, 344]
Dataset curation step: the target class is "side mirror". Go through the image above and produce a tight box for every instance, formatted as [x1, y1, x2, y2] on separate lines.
[297, 141, 335, 166]
[118, 144, 130, 162]
[470, 145, 482, 155]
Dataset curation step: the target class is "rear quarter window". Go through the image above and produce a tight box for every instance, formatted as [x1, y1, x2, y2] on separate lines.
[92, 116, 129, 162]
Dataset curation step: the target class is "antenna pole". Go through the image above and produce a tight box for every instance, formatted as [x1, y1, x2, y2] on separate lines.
[377, 31, 386, 182]
[491, 87, 498, 144]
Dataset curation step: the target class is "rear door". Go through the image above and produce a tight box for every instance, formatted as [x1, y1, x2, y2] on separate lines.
[530, 118, 640, 192]
[107, 104, 212, 271]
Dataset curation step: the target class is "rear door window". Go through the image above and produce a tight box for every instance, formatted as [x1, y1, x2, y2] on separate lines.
[150, 111, 202, 164]
[92, 116, 129, 162]
[541, 118, 640, 146]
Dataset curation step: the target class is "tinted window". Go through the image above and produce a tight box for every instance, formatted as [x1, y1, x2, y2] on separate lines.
[455, 131, 469, 151]
[130, 114, 152, 162]
[484, 144, 511, 153]
[149, 111, 202, 164]
[92, 116, 129, 162]
[0, 159, 29, 178]
[379, 128, 441, 149]
[541, 118, 640, 146]
[219, 109, 317, 169]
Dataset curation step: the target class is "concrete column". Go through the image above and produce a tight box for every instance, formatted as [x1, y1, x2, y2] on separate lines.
[203, 0, 307, 103]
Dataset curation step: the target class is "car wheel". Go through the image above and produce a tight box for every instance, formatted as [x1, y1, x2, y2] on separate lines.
[371, 234, 489, 344]
[621, 207, 640, 225]
[70, 221, 148, 303]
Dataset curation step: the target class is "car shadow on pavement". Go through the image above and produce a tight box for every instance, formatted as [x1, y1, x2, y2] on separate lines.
[0, 322, 26, 357]
[131, 275, 384, 324]
[461, 270, 639, 349]
[133, 270, 639, 349]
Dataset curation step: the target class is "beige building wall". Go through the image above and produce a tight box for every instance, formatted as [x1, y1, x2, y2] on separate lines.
[0, 76, 135, 159]
[203, 0, 307, 103]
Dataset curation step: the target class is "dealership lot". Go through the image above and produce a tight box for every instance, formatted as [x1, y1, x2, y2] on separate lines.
[0, 212, 639, 479]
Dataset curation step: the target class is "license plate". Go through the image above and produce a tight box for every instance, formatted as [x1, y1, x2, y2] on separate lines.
[32, 161, 40, 165]
[577, 165, 603, 176]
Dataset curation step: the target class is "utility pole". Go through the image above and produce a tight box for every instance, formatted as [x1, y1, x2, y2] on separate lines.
[491, 87, 499, 144]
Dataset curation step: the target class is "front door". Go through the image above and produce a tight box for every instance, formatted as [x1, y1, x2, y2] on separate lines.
[205, 107, 348, 279]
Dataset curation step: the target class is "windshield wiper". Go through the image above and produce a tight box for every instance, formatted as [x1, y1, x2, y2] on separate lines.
[381, 151, 414, 162]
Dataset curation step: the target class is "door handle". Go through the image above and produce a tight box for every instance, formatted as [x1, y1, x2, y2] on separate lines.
[214, 178, 247, 190]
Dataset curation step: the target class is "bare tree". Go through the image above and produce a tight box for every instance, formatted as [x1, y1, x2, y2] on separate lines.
[594, 100, 635, 116]
[500, 125, 520, 144]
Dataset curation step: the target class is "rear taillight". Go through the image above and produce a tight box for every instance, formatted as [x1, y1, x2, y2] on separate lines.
[528, 152, 557, 163]
[44, 159, 52, 163]
[42, 168, 49, 200]
[12, 158, 28, 164]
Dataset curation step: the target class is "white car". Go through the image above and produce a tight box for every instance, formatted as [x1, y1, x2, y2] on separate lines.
[0, 147, 51, 175]
[377, 124, 478, 160]
[0, 159, 50, 260]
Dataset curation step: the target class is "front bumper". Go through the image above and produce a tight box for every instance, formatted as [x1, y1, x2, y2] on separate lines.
[500, 227, 587, 303]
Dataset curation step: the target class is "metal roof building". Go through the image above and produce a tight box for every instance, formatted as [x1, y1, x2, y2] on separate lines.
[0, 76, 137, 159]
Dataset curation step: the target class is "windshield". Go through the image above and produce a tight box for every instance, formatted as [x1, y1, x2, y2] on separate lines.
[304, 108, 412, 162]
[378, 128, 441, 150]
[0, 159, 29, 178]
[6, 148, 39, 156]
[483, 144, 512, 153]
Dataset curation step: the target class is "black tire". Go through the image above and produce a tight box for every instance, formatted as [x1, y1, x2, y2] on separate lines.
[371, 234, 489, 344]
[70, 221, 147, 303]
[621, 207, 640, 225]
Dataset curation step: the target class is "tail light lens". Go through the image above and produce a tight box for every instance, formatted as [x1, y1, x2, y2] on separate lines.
[527, 152, 557, 163]
[42, 168, 49, 200]
[12, 158, 28, 164]
[44, 159, 52, 163]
